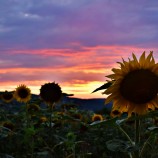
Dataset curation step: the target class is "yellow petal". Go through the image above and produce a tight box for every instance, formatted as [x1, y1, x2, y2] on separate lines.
[105, 94, 117, 104]
[146, 51, 153, 62]
[132, 53, 139, 63]
[139, 51, 146, 67]
[133, 104, 148, 115]
[148, 103, 155, 110]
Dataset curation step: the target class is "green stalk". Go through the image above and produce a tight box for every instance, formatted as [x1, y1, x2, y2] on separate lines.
[31, 136, 34, 158]
[49, 103, 55, 128]
[49, 104, 53, 129]
[129, 153, 133, 158]
[139, 134, 152, 157]
[49, 103, 55, 145]
[134, 117, 141, 158]
[116, 125, 134, 158]
[26, 103, 30, 128]
[117, 125, 134, 146]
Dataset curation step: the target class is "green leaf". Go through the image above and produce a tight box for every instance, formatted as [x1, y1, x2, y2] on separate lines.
[116, 118, 127, 125]
[35, 151, 51, 157]
[24, 127, 36, 135]
[90, 118, 117, 127]
[147, 126, 158, 132]
[0, 154, 14, 158]
[53, 141, 64, 150]
[0, 126, 11, 139]
[106, 139, 137, 152]
[91, 82, 113, 93]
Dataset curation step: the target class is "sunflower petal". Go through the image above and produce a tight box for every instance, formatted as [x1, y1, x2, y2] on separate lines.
[139, 51, 146, 67]
[146, 51, 153, 62]
[132, 53, 139, 63]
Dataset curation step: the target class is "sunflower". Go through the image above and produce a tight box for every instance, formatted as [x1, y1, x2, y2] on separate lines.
[39, 116, 48, 123]
[1, 91, 14, 103]
[110, 109, 122, 118]
[14, 84, 31, 103]
[40, 82, 62, 104]
[92, 114, 104, 122]
[27, 103, 40, 113]
[104, 51, 158, 116]
[3, 121, 15, 131]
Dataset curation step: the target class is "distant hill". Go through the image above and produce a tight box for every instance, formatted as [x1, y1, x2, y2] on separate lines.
[0, 93, 112, 113]
[62, 97, 112, 112]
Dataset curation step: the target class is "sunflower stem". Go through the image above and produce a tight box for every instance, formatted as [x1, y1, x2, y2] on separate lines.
[134, 116, 141, 158]
[49, 103, 55, 141]
[116, 124, 135, 157]
[129, 153, 133, 158]
[49, 104, 53, 129]
[139, 133, 152, 158]
[48, 103, 53, 148]
[31, 135, 34, 158]
[117, 125, 134, 146]
[26, 103, 30, 128]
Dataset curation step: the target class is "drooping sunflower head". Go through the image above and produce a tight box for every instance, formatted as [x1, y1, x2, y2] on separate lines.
[110, 109, 122, 118]
[2, 121, 15, 131]
[26, 103, 40, 113]
[92, 114, 104, 122]
[104, 51, 158, 116]
[1, 91, 14, 103]
[14, 84, 31, 103]
[39, 116, 48, 123]
[40, 82, 62, 104]
[56, 111, 65, 116]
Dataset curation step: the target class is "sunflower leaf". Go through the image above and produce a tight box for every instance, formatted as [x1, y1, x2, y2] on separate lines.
[35, 151, 51, 157]
[91, 82, 113, 93]
[62, 114, 81, 122]
[116, 118, 127, 125]
[0, 126, 11, 139]
[106, 139, 137, 152]
[147, 126, 158, 132]
[0, 154, 14, 158]
[90, 117, 117, 127]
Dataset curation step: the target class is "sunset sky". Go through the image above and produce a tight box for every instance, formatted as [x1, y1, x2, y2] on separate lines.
[1, 0, 158, 98]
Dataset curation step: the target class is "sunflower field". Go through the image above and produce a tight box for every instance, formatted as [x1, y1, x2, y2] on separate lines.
[0, 52, 158, 158]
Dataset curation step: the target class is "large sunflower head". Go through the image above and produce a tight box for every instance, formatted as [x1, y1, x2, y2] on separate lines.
[1, 91, 14, 103]
[14, 84, 31, 103]
[40, 82, 62, 104]
[104, 51, 158, 116]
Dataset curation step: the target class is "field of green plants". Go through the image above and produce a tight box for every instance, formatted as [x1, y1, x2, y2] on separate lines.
[0, 89, 158, 158]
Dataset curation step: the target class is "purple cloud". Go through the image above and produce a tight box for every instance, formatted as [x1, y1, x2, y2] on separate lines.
[1, 0, 158, 49]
